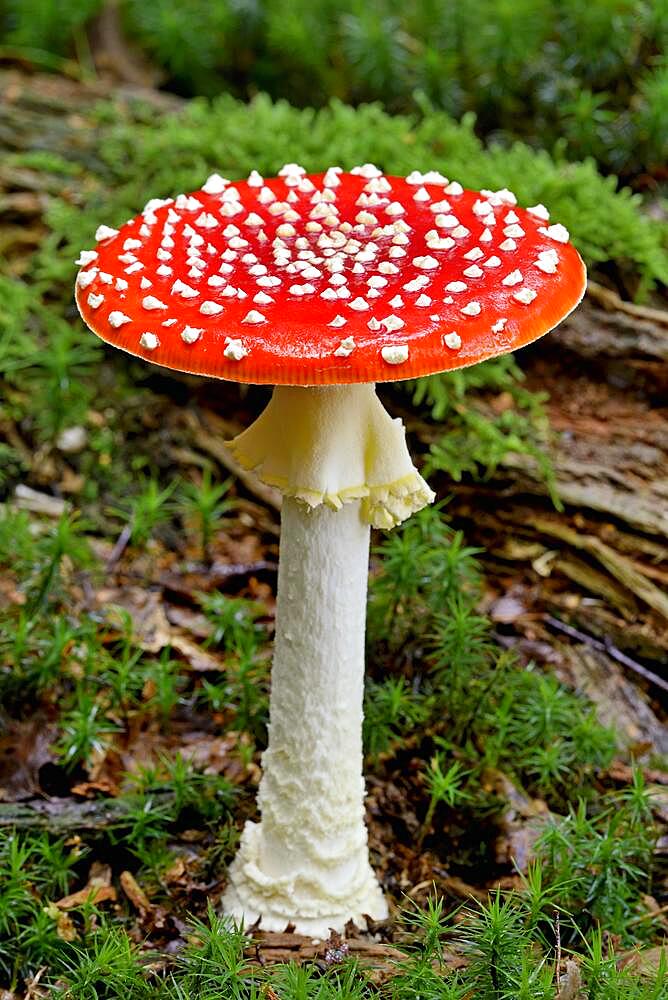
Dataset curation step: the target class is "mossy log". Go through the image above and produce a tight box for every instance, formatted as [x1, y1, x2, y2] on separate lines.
[0, 791, 176, 831]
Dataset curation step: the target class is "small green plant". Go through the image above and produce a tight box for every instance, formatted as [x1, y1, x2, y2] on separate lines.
[114, 754, 238, 863]
[143, 648, 183, 720]
[427, 597, 498, 731]
[0, 283, 100, 442]
[536, 775, 659, 942]
[367, 503, 482, 655]
[110, 476, 178, 547]
[177, 468, 235, 560]
[479, 672, 616, 803]
[21, 314, 101, 441]
[407, 356, 559, 502]
[420, 756, 470, 843]
[0, 443, 23, 486]
[202, 593, 266, 656]
[579, 927, 668, 999]
[0, 507, 36, 573]
[457, 889, 548, 999]
[219, 652, 271, 743]
[394, 863, 667, 1000]
[198, 595, 270, 738]
[0, 832, 83, 985]
[133, 753, 237, 822]
[24, 512, 92, 617]
[363, 676, 432, 758]
[55, 688, 120, 770]
[97, 624, 146, 717]
[174, 904, 256, 995]
[52, 925, 152, 1000]
[0, 608, 81, 707]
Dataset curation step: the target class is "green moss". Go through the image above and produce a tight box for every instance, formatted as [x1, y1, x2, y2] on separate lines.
[1, 842, 665, 997]
[365, 505, 617, 805]
[3, 0, 667, 179]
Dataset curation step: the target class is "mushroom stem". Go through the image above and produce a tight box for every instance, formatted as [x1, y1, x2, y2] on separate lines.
[223, 496, 388, 935]
[223, 382, 435, 935]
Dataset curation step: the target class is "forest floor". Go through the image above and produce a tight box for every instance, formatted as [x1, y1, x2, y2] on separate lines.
[0, 66, 667, 997]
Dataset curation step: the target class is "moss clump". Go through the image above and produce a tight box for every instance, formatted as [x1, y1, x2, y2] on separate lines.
[2, 0, 667, 180]
[29, 94, 668, 298]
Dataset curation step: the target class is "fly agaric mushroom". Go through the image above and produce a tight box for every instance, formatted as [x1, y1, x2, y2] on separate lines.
[75, 164, 585, 936]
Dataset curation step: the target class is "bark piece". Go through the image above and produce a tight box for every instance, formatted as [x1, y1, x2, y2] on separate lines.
[533, 518, 668, 620]
[554, 643, 668, 756]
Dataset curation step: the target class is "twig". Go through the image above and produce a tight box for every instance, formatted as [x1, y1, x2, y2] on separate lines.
[183, 411, 282, 513]
[106, 522, 133, 571]
[555, 912, 562, 999]
[14, 484, 67, 517]
[628, 900, 668, 926]
[587, 279, 668, 327]
[544, 614, 668, 694]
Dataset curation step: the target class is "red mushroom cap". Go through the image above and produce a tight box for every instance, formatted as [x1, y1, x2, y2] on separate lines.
[75, 165, 586, 385]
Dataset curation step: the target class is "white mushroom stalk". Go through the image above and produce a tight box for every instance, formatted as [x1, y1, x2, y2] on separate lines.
[223, 499, 382, 935]
[222, 384, 434, 935]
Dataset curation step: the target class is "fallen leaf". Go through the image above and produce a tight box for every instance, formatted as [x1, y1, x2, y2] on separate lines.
[96, 588, 171, 653]
[0, 717, 58, 802]
[95, 587, 227, 671]
[179, 734, 238, 773]
[163, 858, 186, 884]
[88, 861, 112, 886]
[23, 965, 48, 1000]
[169, 634, 227, 672]
[622, 946, 668, 976]
[56, 884, 116, 909]
[43, 903, 79, 942]
[165, 605, 213, 638]
[481, 769, 549, 871]
[120, 870, 153, 914]
[71, 778, 120, 798]
[55, 861, 116, 910]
